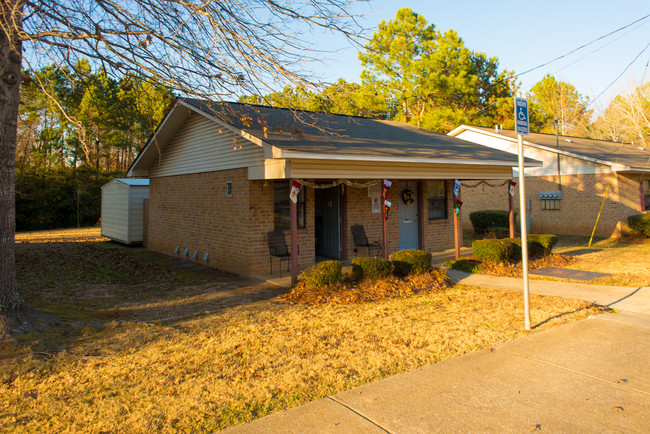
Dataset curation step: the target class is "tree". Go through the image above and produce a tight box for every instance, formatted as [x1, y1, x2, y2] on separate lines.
[1, 0, 363, 335]
[527, 74, 591, 135]
[359, 8, 436, 124]
[590, 83, 650, 147]
[357, 8, 515, 132]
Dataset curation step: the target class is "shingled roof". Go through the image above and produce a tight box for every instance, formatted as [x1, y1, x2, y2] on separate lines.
[183, 99, 535, 164]
[463, 126, 650, 172]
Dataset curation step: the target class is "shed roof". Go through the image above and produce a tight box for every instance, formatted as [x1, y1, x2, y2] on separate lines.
[104, 178, 150, 187]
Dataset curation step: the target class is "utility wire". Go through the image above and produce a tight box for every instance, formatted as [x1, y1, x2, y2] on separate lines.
[518, 13, 650, 77]
[585, 42, 650, 110]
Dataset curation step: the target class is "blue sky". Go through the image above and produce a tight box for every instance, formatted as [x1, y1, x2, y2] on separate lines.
[314, 0, 649, 112]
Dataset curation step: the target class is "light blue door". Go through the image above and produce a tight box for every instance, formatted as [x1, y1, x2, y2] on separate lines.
[398, 186, 419, 250]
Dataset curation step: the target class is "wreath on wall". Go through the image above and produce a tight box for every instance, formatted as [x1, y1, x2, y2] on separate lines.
[401, 189, 414, 206]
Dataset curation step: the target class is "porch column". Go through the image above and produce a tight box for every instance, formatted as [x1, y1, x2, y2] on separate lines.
[417, 180, 424, 250]
[454, 189, 461, 260]
[341, 185, 348, 260]
[382, 196, 388, 260]
[509, 180, 515, 238]
[290, 180, 298, 285]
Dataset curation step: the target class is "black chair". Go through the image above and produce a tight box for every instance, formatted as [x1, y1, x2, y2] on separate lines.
[351, 225, 382, 257]
[267, 230, 297, 274]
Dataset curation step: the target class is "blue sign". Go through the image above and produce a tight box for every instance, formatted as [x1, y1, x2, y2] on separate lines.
[515, 97, 529, 136]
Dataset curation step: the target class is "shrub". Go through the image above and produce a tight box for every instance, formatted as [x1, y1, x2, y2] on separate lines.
[391, 250, 432, 276]
[509, 234, 559, 258]
[445, 259, 483, 273]
[628, 214, 650, 237]
[528, 234, 559, 255]
[469, 210, 510, 234]
[351, 257, 393, 281]
[472, 238, 521, 263]
[300, 260, 342, 287]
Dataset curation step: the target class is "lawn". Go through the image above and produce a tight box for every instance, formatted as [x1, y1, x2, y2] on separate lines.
[1, 228, 606, 432]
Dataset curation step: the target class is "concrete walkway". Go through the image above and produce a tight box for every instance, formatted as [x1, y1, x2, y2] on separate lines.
[224, 271, 650, 433]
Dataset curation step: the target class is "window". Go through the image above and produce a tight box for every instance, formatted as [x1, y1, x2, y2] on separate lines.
[427, 180, 447, 220]
[274, 181, 306, 230]
[644, 180, 650, 211]
[225, 181, 233, 197]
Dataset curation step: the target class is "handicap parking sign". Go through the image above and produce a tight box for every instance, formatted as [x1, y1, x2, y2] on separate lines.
[515, 97, 529, 136]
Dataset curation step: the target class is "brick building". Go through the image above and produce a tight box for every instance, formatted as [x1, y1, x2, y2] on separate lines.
[128, 100, 538, 277]
[448, 126, 650, 238]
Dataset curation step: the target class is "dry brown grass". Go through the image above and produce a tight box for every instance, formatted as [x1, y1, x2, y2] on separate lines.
[1, 228, 608, 432]
[15, 227, 108, 244]
[556, 235, 650, 286]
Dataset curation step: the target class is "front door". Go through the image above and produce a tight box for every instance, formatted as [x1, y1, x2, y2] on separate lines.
[398, 183, 419, 250]
[315, 186, 341, 259]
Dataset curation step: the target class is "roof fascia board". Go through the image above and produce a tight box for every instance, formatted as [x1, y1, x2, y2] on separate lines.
[277, 150, 542, 167]
[450, 125, 626, 171]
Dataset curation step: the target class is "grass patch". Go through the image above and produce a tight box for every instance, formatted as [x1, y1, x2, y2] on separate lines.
[1, 228, 609, 432]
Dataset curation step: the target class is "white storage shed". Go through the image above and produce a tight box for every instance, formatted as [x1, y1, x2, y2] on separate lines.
[101, 178, 150, 244]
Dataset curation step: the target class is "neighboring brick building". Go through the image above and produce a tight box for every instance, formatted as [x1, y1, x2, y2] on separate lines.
[128, 100, 538, 277]
[448, 126, 650, 238]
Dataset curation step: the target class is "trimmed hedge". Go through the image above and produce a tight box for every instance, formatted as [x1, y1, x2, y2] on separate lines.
[391, 250, 432, 276]
[351, 257, 393, 281]
[469, 210, 510, 234]
[473, 234, 558, 263]
[300, 260, 342, 287]
[628, 214, 650, 237]
[445, 259, 483, 274]
[472, 238, 521, 263]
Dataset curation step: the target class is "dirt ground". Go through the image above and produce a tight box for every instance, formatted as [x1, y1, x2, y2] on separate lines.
[1, 227, 608, 432]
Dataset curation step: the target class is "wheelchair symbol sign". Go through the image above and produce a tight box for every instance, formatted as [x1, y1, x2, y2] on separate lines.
[515, 97, 529, 135]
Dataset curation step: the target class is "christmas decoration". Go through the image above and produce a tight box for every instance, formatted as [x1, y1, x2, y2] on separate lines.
[384, 200, 392, 220]
[454, 199, 463, 216]
[382, 179, 392, 199]
[509, 180, 517, 197]
[289, 180, 303, 203]
[453, 179, 461, 197]
[401, 189, 414, 206]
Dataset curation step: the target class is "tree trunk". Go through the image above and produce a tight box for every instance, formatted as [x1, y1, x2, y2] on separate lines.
[0, 0, 25, 314]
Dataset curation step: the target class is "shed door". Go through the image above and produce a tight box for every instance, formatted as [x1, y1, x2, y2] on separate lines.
[398, 184, 419, 250]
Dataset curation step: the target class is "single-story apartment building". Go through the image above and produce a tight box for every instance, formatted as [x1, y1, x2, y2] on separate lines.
[128, 99, 540, 276]
[448, 125, 650, 237]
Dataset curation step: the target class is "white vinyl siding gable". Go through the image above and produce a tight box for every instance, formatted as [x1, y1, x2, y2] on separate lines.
[148, 113, 264, 178]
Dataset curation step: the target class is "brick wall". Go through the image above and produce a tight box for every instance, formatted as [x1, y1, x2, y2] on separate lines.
[248, 180, 315, 275]
[148, 169, 251, 274]
[421, 180, 456, 252]
[460, 173, 643, 238]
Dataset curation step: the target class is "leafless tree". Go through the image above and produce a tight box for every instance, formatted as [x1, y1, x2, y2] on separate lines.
[1, 0, 364, 335]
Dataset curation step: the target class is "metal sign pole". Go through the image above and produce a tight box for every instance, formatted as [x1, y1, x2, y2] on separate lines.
[515, 95, 531, 331]
[517, 133, 531, 331]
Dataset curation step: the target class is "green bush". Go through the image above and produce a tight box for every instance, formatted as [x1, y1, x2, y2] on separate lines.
[351, 257, 393, 281]
[445, 259, 483, 273]
[472, 238, 521, 263]
[509, 234, 559, 258]
[300, 260, 342, 287]
[628, 214, 650, 237]
[528, 234, 559, 255]
[391, 250, 432, 276]
[469, 210, 510, 234]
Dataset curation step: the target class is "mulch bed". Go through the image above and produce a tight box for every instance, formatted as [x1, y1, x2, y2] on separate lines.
[281, 268, 453, 304]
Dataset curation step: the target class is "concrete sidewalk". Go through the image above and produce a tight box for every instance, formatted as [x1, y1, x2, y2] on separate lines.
[447, 269, 650, 315]
[224, 272, 650, 433]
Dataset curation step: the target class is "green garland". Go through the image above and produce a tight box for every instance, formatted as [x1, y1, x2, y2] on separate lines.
[297, 179, 382, 189]
[461, 180, 511, 188]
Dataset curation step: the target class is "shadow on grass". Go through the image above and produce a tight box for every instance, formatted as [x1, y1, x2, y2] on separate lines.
[12, 240, 289, 355]
[533, 304, 612, 329]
